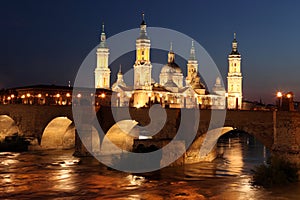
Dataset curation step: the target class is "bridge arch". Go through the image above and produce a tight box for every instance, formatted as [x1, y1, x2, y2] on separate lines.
[41, 117, 75, 149]
[186, 125, 274, 164]
[0, 115, 19, 141]
[186, 127, 234, 163]
[101, 120, 139, 155]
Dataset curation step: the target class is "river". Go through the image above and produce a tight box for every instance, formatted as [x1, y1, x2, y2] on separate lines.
[1, 133, 300, 199]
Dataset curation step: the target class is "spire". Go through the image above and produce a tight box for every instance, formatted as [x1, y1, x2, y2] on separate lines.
[138, 12, 149, 39]
[170, 42, 173, 52]
[189, 40, 196, 60]
[230, 32, 239, 55]
[141, 12, 146, 25]
[168, 42, 175, 63]
[100, 22, 107, 48]
[118, 64, 122, 75]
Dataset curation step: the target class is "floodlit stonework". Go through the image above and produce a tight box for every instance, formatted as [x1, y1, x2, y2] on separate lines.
[95, 14, 243, 109]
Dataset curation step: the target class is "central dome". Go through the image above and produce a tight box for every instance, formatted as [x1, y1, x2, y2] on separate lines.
[161, 63, 182, 74]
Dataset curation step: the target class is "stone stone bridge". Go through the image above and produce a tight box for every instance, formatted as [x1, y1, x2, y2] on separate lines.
[95, 107, 300, 166]
[0, 104, 74, 149]
[0, 104, 299, 166]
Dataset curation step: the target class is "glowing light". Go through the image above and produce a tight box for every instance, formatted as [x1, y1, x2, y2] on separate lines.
[21, 95, 25, 99]
[101, 93, 106, 98]
[7, 97, 11, 100]
[26, 93, 30, 97]
[10, 94, 15, 98]
[56, 94, 60, 98]
[277, 92, 282, 98]
[184, 93, 187, 98]
[287, 93, 292, 98]
[148, 93, 151, 97]
[159, 93, 163, 98]
[37, 94, 42, 98]
[117, 93, 121, 97]
[139, 135, 152, 140]
[235, 94, 239, 98]
[77, 94, 81, 98]
[225, 93, 228, 97]
[66, 93, 71, 97]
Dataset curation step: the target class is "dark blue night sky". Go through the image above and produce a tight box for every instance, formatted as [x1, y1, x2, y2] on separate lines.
[1, 0, 300, 103]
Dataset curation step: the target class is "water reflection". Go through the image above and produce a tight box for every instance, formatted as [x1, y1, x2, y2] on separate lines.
[0, 134, 300, 199]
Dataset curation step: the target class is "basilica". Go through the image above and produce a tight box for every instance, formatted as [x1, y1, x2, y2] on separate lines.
[94, 14, 243, 109]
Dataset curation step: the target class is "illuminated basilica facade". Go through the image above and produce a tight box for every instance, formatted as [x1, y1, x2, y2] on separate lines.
[95, 14, 242, 109]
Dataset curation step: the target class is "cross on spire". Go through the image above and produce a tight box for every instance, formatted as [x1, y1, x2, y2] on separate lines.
[141, 12, 146, 25]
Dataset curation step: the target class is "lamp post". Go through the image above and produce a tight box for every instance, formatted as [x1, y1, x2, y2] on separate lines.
[276, 92, 282, 110]
[26, 93, 31, 104]
[183, 93, 187, 108]
[10, 94, 15, 104]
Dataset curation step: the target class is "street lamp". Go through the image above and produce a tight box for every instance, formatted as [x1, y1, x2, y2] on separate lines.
[277, 91, 282, 110]
[10, 94, 15, 104]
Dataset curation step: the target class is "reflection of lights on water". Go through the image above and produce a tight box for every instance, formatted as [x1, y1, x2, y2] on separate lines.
[127, 194, 141, 200]
[222, 138, 244, 175]
[57, 159, 80, 167]
[52, 168, 76, 191]
[1, 159, 19, 166]
[49, 159, 80, 191]
[127, 175, 145, 186]
[263, 146, 267, 164]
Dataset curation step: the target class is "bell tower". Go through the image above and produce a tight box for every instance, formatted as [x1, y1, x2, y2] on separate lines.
[186, 41, 198, 84]
[95, 23, 111, 89]
[133, 13, 152, 90]
[227, 33, 242, 109]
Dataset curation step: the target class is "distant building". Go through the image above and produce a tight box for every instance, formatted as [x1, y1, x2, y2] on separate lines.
[0, 85, 111, 107]
[95, 13, 230, 109]
[227, 33, 243, 109]
[94, 23, 111, 89]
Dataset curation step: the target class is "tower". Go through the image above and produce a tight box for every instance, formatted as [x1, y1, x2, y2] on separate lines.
[186, 41, 198, 84]
[133, 13, 152, 90]
[95, 23, 111, 89]
[227, 33, 242, 109]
